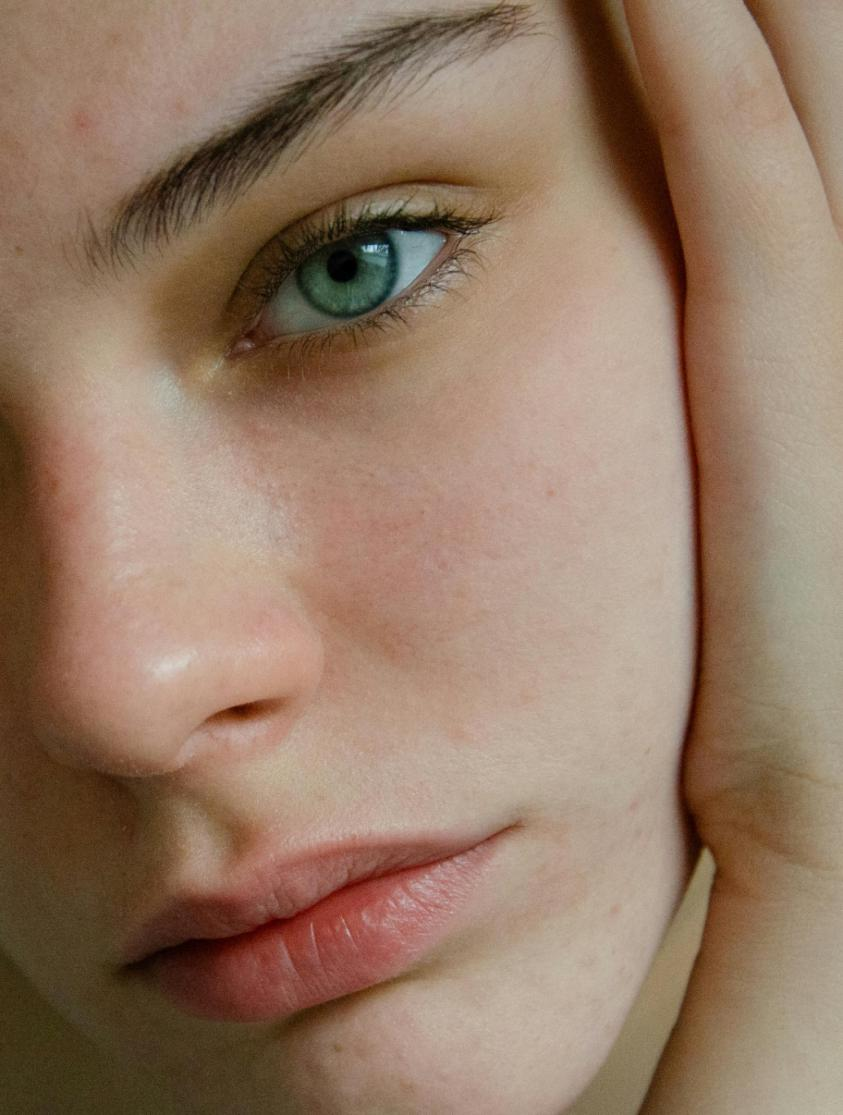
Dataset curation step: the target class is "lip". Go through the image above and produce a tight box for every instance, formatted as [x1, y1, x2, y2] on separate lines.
[120, 823, 511, 970]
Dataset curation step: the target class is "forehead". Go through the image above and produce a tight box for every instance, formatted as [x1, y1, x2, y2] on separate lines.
[0, 0, 496, 252]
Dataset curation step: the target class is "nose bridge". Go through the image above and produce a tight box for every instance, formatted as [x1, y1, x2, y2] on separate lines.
[18, 376, 197, 623]
[4, 381, 323, 779]
[24, 378, 195, 599]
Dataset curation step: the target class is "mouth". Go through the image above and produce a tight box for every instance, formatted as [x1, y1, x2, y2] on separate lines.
[120, 825, 516, 1022]
[120, 822, 515, 969]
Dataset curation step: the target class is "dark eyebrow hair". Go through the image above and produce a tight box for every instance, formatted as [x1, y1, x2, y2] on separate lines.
[75, 2, 541, 281]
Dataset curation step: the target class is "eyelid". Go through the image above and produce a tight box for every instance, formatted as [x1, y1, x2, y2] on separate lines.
[233, 193, 498, 311]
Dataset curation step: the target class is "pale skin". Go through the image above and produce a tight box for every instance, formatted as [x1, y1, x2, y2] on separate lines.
[0, 3, 839, 1114]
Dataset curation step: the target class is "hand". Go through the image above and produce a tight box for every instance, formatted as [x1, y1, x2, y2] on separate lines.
[620, 2, 843, 1110]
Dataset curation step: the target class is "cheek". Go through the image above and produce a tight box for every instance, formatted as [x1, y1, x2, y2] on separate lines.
[304, 231, 696, 785]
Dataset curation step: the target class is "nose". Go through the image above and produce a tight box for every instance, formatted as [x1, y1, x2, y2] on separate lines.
[3, 381, 324, 780]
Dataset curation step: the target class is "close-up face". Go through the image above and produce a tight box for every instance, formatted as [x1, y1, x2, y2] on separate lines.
[0, 1, 701, 1112]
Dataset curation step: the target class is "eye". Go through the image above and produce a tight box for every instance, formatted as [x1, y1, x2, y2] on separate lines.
[226, 196, 504, 362]
[263, 228, 447, 337]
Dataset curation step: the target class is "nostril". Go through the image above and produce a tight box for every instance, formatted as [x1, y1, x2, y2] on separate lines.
[228, 701, 272, 720]
[178, 698, 290, 770]
[202, 701, 274, 730]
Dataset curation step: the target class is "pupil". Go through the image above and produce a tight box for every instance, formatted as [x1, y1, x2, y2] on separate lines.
[327, 249, 359, 284]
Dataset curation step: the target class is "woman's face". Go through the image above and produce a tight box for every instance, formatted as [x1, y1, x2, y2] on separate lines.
[0, 1, 699, 1111]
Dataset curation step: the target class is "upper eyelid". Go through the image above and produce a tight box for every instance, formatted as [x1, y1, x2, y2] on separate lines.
[234, 195, 496, 302]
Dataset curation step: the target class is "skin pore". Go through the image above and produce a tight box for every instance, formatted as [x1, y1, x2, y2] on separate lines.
[0, 2, 709, 1112]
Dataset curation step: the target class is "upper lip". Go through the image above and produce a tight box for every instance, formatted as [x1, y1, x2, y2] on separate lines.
[119, 825, 503, 969]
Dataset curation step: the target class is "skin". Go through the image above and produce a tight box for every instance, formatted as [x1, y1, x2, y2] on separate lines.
[620, 3, 843, 1108]
[0, 1, 709, 1111]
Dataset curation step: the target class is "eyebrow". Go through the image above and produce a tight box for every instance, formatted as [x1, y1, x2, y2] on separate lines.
[75, 2, 541, 281]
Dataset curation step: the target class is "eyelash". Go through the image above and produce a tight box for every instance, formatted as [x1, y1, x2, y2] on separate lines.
[228, 195, 503, 364]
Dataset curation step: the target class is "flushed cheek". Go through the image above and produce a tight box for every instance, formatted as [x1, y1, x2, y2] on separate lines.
[307, 424, 575, 702]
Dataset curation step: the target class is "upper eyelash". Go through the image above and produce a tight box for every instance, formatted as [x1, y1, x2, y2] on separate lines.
[228, 194, 503, 361]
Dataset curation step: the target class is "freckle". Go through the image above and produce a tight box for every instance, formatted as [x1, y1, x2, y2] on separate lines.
[71, 108, 93, 135]
[14, 245, 23, 256]
[332, 1042, 343, 1054]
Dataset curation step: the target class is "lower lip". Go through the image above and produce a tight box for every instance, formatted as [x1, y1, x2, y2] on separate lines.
[136, 832, 505, 1023]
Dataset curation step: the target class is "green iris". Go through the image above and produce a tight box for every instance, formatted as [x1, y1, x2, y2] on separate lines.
[296, 233, 398, 318]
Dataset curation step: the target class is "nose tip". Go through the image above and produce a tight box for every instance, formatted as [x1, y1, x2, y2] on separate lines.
[22, 587, 324, 780]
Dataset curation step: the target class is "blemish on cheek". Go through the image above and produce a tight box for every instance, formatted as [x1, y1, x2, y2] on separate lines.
[518, 686, 541, 707]
[446, 721, 485, 750]
[71, 108, 94, 136]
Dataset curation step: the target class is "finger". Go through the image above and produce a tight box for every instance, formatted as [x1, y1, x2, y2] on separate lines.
[620, 0, 843, 461]
[621, 0, 840, 301]
[745, 0, 843, 239]
[622, 0, 843, 750]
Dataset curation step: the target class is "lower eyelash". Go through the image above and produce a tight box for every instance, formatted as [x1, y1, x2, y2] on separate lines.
[262, 239, 487, 369]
